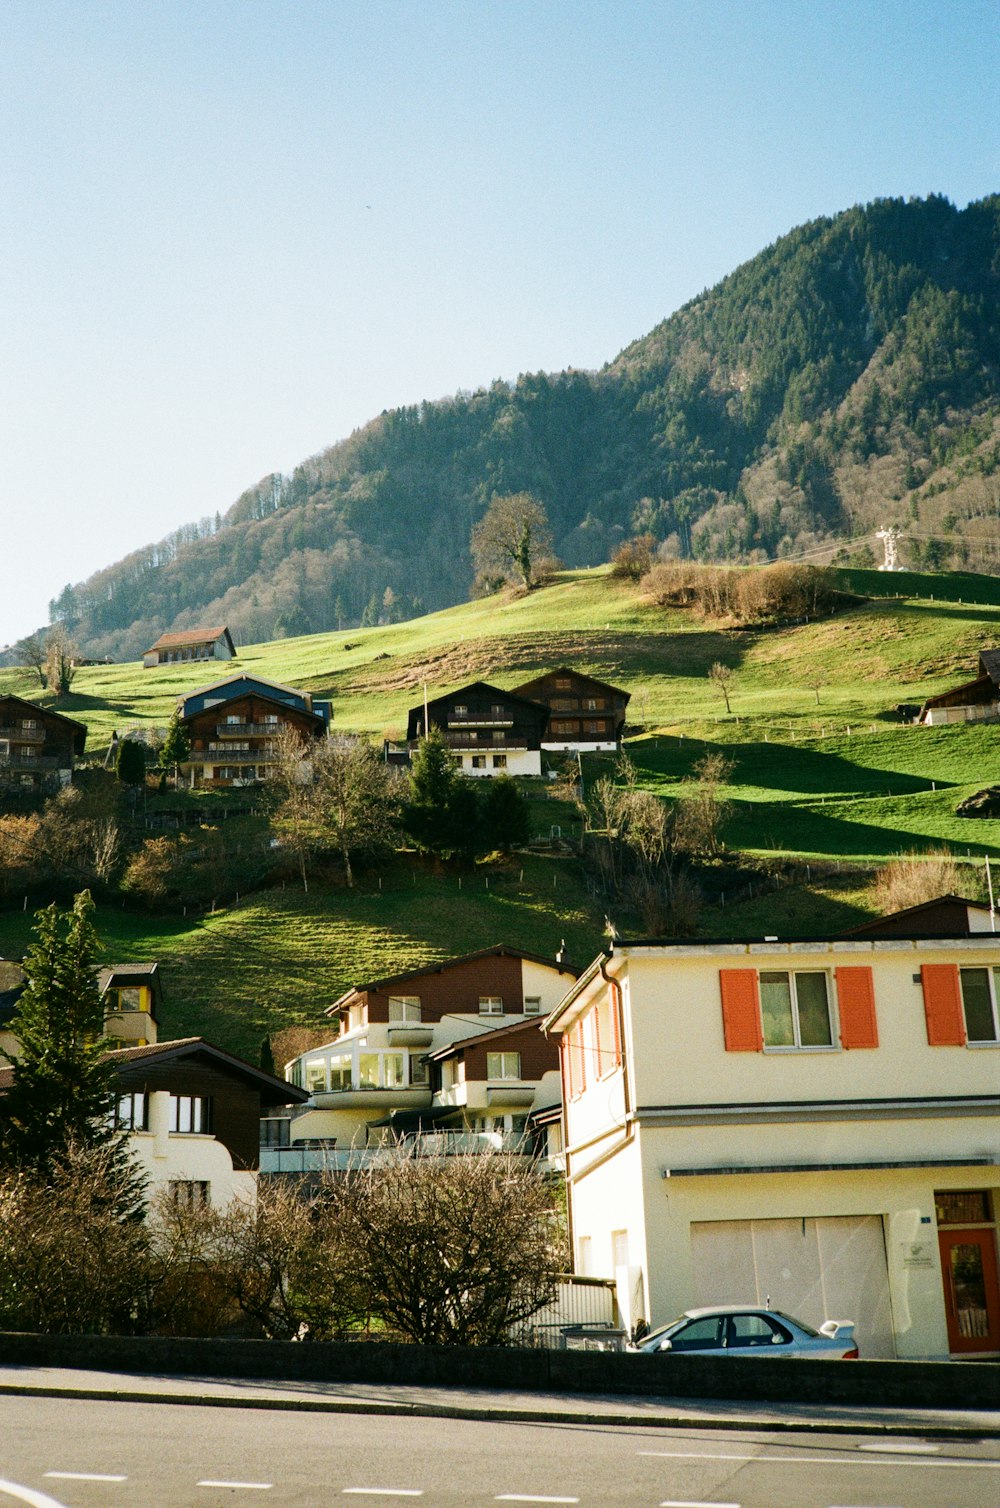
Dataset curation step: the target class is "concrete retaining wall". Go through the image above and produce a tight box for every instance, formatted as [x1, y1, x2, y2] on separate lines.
[0, 1331, 996, 1411]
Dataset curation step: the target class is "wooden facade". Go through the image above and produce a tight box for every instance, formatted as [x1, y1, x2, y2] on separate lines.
[919, 649, 1000, 726]
[329, 947, 568, 1030]
[178, 674, 331, 788]
[143, 625, 235, 668]
[0, 695, 86, 790]
[404, 681, 549, 777]
[513, 667, 630, 751]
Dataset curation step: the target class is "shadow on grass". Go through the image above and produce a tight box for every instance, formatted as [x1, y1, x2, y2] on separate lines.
[624, 735, 944, 797]
[726, 801, 999, 860]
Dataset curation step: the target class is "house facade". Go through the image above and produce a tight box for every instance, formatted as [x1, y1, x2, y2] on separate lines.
[545, 929, 1000, 1359]
[270, 946, 577, 1171]
[919, 648, 1000, 725]
[0, 695, 86, 790]
[143, 626, 236, 669]
[514, 668, 630, 752]
[177, 674, 331, 788]
[403, 682, 548, 777]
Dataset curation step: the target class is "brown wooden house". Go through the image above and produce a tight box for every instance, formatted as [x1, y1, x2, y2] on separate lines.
[402, 681, 549, 777]
[513, 667, 630, 751]
[0, 695, 87, 790]
[177, 673, 331, 788]
[143, 625, 236, 668]
[918, 649, 1000, 726]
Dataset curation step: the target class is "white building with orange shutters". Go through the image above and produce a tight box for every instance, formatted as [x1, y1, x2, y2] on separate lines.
[544, 903, 1000, 1360]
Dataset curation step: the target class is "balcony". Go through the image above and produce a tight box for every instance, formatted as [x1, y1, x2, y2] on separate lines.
[215, 722, 286, 737]
[447, 716, 514, 728]
[0, 726, 45, 745]
[444, 734, 529, 751]
[310, 1086, 432, 1110]
[0, 752, 60, 770]
[486, 1083, 536, 1108]
[387, 1024, 435, 1047]
[193, 747, 276, 763]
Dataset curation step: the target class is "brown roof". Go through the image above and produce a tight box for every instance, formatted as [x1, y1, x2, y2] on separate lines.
[429, 1014, 550, 1060]
[146, 627, 231, 652]
[326, 944, 580, 1015]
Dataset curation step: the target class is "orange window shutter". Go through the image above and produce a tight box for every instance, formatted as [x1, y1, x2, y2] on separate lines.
[836, 966, 879, 1049]
[719, 968, 763, 1051]
[921, 964, 966, 1046]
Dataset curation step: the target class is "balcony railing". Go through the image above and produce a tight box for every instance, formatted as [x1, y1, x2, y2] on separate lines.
[444, 734, 529, 751]
[215, 723, 286, 737]
[194, 747, 277, 763]
[0, 727, 45, 745]
[0, 753, 61, 770]
[447, 716, 514, 728]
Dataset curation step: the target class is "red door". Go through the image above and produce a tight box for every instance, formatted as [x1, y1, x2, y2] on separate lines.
[939, 1229, 1000, 1354]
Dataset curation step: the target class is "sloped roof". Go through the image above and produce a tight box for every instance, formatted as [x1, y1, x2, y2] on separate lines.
[0, 694, 88, 746]
[980, 648, 1000, 685]
[429, 1014, 550, 1061]
[514, 666, 630, 702]
[326, 944, 580, 1016]
[106, 1037, 308, 1104]
[146, 626, 233, 652]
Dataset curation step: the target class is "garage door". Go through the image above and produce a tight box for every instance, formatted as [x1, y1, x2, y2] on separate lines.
[690, 1215, 895, 1358]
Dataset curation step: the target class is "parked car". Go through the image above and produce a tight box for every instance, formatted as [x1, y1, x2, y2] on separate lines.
[630, 1305, 859, 1359]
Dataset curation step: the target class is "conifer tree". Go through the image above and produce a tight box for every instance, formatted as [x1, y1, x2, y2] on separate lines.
[160, 710, 190, 785]
[0, 892, 143, 1216]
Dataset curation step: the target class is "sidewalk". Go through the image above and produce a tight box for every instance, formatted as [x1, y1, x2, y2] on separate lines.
[1, 1363, 997, 1440]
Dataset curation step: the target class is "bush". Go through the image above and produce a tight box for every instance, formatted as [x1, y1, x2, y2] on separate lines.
[642, 560, 843, 624]
[873, 849, 964, 915]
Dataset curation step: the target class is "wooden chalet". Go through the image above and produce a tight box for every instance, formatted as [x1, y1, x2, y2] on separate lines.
[177, 673, 331, 788]
[402, 680, 549, 776]
[143, 625, 236, 669]
[918, 649, 1000, 726]
[513, 666, 630, 751]
[0, 695, 87, 790]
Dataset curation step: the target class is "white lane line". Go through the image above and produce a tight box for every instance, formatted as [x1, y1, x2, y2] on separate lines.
[196, 1483, 272, 1491]
[660, 1501, 741, 1507]
[638, 1451, 999, 1470]
[0, 1481, 72, 1508]
[45, 1475, 128, 1484]
[342, 1494, 424, 1500]
[857, 1442, 940, 1454]
[495, 1498, 580, 1505]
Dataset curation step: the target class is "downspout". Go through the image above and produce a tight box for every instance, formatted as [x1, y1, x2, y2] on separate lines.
[600, 954, 632, 1122]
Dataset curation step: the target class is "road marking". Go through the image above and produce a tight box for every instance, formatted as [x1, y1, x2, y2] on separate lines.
[857, 1442, 940, 1454]
[638, 1451, 999, 1470]
[495, 1498, 580, 1505]
[342, 1494, 424, 1500]
[196, 1483, 272, 1492]
[660, 1501, 741, 1507]
[0, 1481, 72, 1508]
[45, 1475, 128, 1484]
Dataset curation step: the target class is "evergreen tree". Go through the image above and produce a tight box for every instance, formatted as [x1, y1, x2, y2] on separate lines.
[160, 711, 190, 786]
[404, 728, 480, 859]
[480, 774, 531, 854]
[115, 738, 146, 787]
[0, 892, 143, 1214]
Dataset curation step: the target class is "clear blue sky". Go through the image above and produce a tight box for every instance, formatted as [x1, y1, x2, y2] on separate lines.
[1, 0, 997, 646]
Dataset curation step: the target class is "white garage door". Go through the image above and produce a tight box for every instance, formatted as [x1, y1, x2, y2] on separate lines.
[690, 1215, 895, 1358]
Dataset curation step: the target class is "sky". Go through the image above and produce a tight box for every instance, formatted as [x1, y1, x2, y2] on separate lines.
[1, 0, 997, 647]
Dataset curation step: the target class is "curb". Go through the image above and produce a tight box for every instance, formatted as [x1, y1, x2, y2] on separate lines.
[1, 1383, 996, 1440]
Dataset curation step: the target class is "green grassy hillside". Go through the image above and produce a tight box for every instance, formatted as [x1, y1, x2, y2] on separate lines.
[1, 564, 996, 1057]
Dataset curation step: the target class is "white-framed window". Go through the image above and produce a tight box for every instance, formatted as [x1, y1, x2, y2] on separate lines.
[115, 1092, 146, 1130]
[410, 1054, 429, 1085]
[523, 996, 542, 1016]
[20, 718, 37, 730]
[760, 970, 834, 1048]
[453, 703, 468, 715]
[492, 754, 507, 768]
[328, 1052, 353, 1090]
[959, 968, 1000, 1043]
[169, 1095, 212, 1134]
[305, 1058, 328, 1092]
[388, 995, 421, 1023]
[479, 996, 504, 1015]
[487, 1051, 521, 1080]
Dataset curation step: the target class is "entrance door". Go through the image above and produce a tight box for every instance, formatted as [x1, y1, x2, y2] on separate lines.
[938, 1229, 1000, 1354]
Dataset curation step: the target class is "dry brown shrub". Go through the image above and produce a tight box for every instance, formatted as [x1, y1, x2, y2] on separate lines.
[873, 850, 964, 915]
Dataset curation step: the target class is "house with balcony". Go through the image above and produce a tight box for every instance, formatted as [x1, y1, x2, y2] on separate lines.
[544, 916, 1000, 1360]
[269, 945, 578, 1172]
[143, 625, 236, 668]
[399, 681, 549, 777]
[0, 695, 87, 790]
[177, 673, 331, 788]
[513, 668, 630, 752]
[918, 648, 1000, 725]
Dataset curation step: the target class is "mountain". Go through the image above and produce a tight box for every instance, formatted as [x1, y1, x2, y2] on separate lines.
[47, 194, 1000, 661]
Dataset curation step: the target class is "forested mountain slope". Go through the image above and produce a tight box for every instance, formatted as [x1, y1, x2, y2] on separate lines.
[47, 194, 1000, 661]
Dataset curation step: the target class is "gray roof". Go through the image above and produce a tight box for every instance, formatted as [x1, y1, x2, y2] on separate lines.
[980, 648, 1000, 685]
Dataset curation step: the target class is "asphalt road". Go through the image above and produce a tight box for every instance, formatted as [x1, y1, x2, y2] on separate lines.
[1, 1396, 998, 1508]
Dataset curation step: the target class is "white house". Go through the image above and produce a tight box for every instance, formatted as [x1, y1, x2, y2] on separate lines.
[545, 922, 1000, 1359]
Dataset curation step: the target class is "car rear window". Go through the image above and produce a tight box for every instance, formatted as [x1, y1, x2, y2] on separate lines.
[774, 1309, 820, 1336]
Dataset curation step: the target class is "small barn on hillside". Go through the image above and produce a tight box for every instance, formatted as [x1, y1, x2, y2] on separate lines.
[143, 626, 236, 669]
[918, 649, 1000, 725]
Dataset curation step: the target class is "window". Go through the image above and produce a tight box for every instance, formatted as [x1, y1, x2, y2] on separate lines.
[491, 704, 505, 717]
[328, 1052, 353, 1089]
[760, 970, 833, 1048]
[115, 1092, 146, 1130]
[226, 714, 241, 724]
[410, 1054, 429, 1085]
[487, 1051, 521, 1080]
[959, 968, 1000, 1043]
[21, 718, 37, 730]
[479, 996, 503, 1015]
[523, 996, 542, 1016]
[106, 985, 143, 1013]
[565, 1018, 587, 1098]
[555, 678, 571, 690]
[936, 1191, 992, 1225]
[453, 703, 468, 715]
[169, 1180, 210, 1209]
[594, 993, 620, 1075]
[491, 732, 504, 744]
[727, 1313, 792, 1349]
[471, 755, 486, 768]
[492, 754, 507, 768]
[169, 1095, 212, 1134]
[358, 1053, 379, 1089]
[383, 1053, 406, 1089]
[305, 1058, 327, 1092]
[669, 1316, 726, 1351]
[388, 996, 421, 1023]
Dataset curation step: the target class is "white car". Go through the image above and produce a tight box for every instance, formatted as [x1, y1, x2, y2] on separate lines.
[631, 1305, 859, 1359]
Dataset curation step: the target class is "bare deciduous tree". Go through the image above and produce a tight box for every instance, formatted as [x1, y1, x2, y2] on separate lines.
[470, 493, 554, 592]
[672, 752, 734, 859]
[708, 661, 734, 715]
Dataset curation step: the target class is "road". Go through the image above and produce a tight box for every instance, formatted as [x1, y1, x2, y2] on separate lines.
[0, 1396, 997, 1508]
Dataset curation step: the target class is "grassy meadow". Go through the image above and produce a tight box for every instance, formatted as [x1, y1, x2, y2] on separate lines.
[1, 564, 997, 1056]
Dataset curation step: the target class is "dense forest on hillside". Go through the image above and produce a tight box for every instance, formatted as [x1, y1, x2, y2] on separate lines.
[42, 194, 1000, 661]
